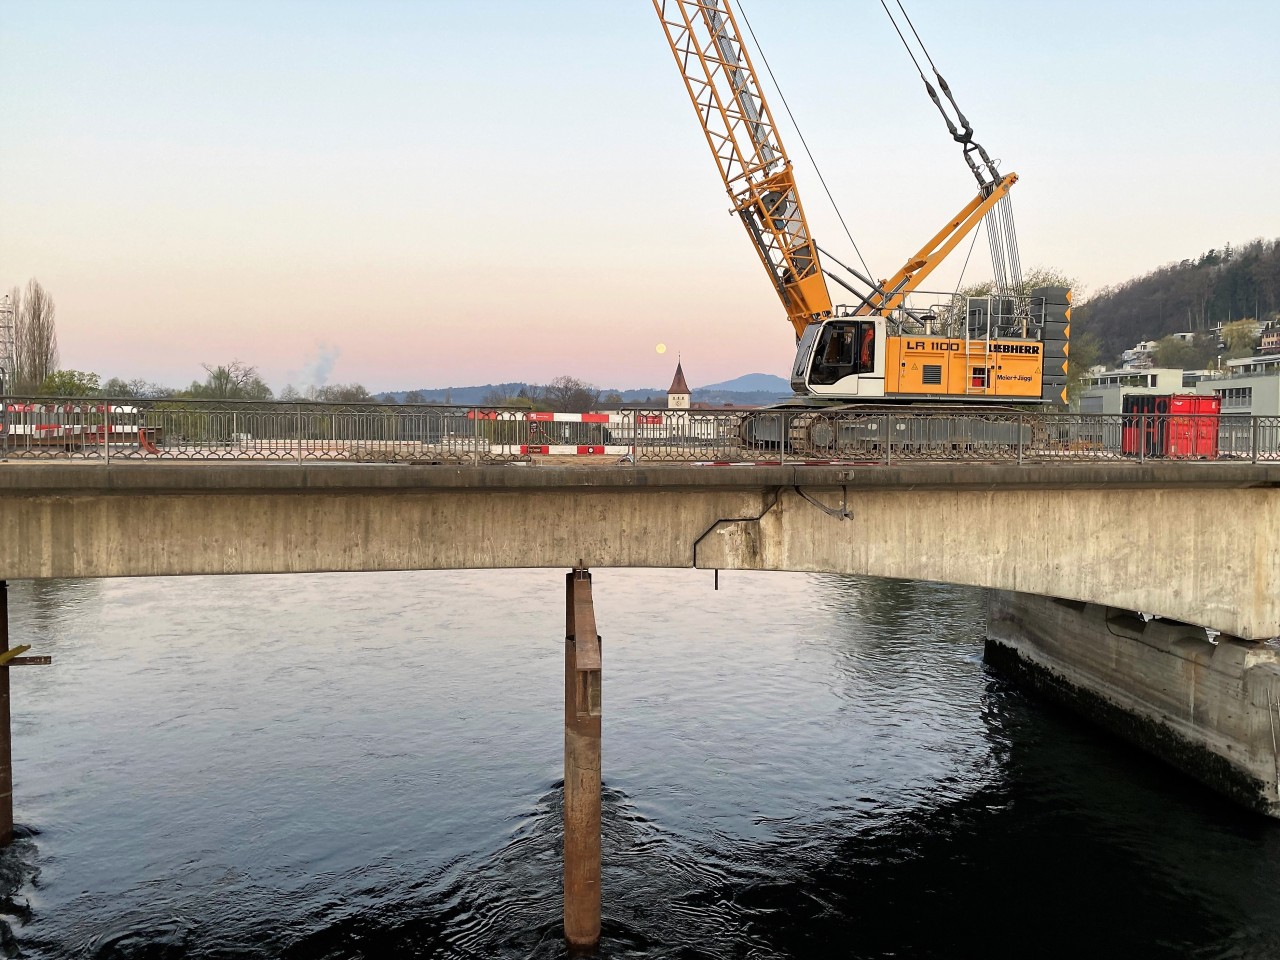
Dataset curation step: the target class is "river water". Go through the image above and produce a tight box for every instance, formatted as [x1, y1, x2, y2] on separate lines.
[2, 570, 1280, 959]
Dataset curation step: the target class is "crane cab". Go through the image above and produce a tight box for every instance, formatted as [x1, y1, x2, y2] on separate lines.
[791, 318, 887, 399]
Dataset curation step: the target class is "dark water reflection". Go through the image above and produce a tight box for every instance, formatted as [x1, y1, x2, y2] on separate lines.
[2, 570, 1278, 958]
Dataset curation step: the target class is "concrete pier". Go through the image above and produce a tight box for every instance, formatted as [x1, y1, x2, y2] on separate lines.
[987, 589, 1280, 815]
[564, 569, 602, 949]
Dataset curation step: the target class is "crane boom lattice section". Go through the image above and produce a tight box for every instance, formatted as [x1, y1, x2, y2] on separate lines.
[654, 0, 832, 336]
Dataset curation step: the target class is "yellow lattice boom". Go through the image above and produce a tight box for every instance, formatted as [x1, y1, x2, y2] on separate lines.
[653, 0, 832, 337]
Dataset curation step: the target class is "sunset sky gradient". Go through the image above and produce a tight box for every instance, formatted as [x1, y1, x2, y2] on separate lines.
[2, 0, 1277, 392]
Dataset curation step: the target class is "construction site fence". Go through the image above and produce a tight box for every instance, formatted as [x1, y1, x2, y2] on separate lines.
[1, 397, 1278, 465]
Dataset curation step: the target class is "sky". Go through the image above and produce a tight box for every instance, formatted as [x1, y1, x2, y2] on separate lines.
[2, 0, 1278, 393]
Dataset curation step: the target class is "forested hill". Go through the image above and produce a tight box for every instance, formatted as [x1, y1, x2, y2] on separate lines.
[1077, 239, 1280, 361]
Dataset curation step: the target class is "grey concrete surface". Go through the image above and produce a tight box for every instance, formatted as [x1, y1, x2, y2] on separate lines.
[1, 461, 1277, 638]
[988, 589, 1280, 815]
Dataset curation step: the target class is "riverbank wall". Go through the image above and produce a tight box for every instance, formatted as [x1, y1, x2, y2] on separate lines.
[987, 589, 1280, 816]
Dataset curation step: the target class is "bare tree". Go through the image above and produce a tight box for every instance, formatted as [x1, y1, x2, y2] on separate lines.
[481, 386, 518, 406]
[543, 376, 601, 413]
[308, 382, 372, 403]
[14, 279, 58, 392]
[188, 360, 273, 400]
[102, 377, 174, 399]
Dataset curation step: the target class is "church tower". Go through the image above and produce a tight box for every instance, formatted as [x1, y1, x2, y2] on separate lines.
[667, 361, 691, 410]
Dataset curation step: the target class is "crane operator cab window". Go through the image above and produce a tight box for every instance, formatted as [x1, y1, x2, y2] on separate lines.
[810, 321, 876, 385]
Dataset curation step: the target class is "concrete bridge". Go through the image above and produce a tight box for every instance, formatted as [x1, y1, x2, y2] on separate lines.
[2, 459, 1279, 947]
[1, 461, 1276, 637]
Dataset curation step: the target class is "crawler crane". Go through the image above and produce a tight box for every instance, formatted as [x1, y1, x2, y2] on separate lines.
[652, 0, 1070, 441]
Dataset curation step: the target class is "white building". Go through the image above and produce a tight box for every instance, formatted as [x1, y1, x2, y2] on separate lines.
[1198, 356, 1280, 416]
[1120, 341, 1159, 369]
[1081, 359, 1280, 419]
[1080, 368, 1185, 414]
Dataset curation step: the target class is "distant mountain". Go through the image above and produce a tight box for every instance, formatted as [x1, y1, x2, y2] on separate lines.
[692, 388, 793, 406]
[381, 374, 793, 407]
[696, 373, 790, 393]
[378, 383, 526, 405]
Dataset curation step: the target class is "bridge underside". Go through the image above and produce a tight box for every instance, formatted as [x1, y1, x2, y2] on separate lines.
[1, 462, 1276, 639]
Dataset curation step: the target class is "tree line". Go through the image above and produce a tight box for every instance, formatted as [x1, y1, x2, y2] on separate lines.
[1075, 238, 1280, 363]
[29, 364, 615, 412]
[33, 360, 380, 404]
[478, 377, 618, 413]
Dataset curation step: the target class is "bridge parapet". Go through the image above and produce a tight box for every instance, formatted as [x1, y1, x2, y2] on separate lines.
[3, 396, 1279, 465]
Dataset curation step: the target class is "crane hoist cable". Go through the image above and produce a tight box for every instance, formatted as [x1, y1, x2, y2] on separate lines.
[953, 220, 984, 310]
[880, 0, 1024, 297]
[880, 0, 1001, 191]
[736, 0, 878, 293]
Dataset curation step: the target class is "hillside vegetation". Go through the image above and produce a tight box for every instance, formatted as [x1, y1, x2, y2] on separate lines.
[1076, 238, 1280, 362]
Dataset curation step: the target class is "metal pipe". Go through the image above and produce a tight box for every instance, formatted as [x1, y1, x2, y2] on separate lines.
[816, 244, 884, 295]
[821, 267, 873, 301]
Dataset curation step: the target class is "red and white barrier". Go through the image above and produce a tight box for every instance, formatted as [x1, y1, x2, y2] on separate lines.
[466, 410, 671, 426]
[492, 445, 633, 457]
[475, 409, 722, 457]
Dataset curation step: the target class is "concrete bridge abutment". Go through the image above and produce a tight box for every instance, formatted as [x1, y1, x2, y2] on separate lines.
[987, 590, 1280, 816]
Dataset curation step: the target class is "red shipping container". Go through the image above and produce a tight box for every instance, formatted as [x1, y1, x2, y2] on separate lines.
[1188, 394, 1221, 458]
[1122, 394, 1219, 459]
[1121, 394, 1169, 456]
[1166, 394, 1220, 459]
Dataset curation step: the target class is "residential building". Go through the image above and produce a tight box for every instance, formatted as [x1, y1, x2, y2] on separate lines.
[1185, 357, 1280, 416]
[1120, 341, 1158, 369]
[1080, 368, 1184, 414]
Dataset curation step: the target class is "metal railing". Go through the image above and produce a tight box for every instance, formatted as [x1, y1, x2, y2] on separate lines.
[1, 397, 1277, 465]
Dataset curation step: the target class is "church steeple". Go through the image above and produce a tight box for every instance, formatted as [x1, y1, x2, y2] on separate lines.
[668, 362, 690, 396]
[667, 360, 691, 409]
